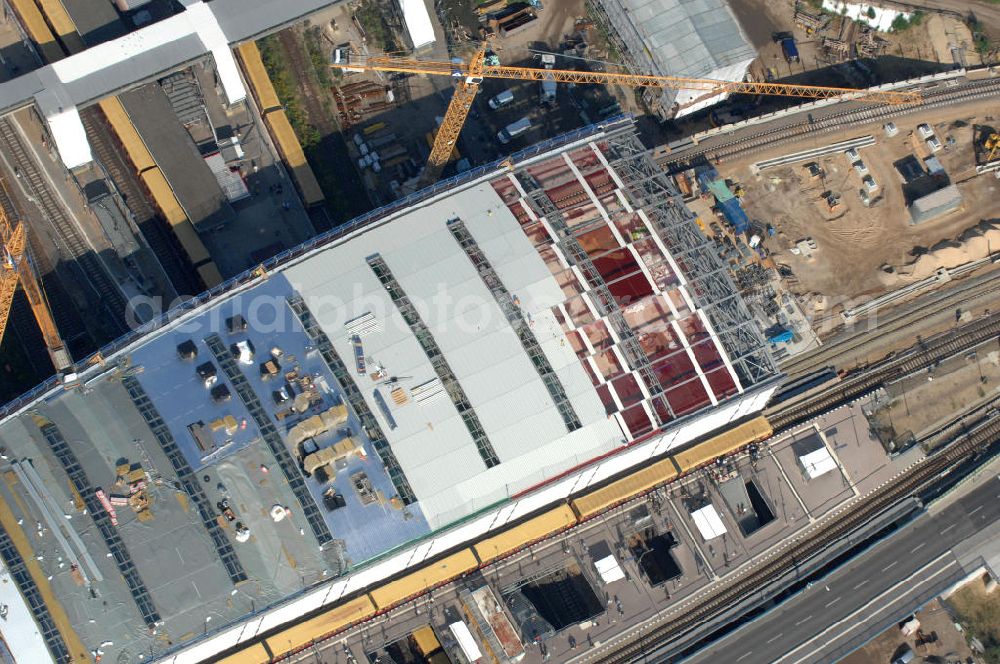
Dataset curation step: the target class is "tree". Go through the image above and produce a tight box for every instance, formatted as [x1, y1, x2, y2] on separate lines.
[866, 6, 876, 19]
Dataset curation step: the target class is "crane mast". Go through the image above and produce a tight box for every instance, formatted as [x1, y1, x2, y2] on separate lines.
[0, 186, 73, 375]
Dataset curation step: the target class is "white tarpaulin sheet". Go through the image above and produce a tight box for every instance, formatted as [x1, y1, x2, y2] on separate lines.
[821, 1, 911, 32]
[691, 504, 727, 540]
[799, 446, 837, 479]
[596, 555, 626, 584]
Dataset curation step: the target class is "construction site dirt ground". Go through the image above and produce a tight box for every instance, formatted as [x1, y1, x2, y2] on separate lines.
[717, 102, 1000, 313]
[839, 597, 975, 664]
[666, 0, 983, 142]
[945, 573, 1000, 660]
[728, 0, 983, 73]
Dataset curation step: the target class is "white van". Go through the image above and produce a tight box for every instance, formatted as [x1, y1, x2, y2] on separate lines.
[488, 89, 515, 109]
[498, 117, 531, 144]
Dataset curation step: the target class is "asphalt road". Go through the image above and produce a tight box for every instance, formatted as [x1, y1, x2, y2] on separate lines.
[682, 477, 1000, 664]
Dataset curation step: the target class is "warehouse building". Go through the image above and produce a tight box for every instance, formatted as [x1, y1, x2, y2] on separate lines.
[908, 183, 962, 225]
[0, 119, 778, 664]
[589, 0, 757, 119]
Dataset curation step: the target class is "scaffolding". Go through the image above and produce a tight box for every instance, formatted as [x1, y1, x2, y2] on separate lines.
[514, 164, 676, 426]
[599, 130, 776, 387]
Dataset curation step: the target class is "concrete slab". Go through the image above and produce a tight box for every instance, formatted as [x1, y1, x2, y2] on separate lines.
[770, 428, 853, 519]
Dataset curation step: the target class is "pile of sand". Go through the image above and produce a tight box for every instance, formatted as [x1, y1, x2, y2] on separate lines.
[895, 220, 1000, 281]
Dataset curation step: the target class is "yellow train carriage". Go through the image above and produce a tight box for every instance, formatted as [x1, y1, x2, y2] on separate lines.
[473, 505, 576, 563]
[98, 97, 158, 174]
[236, 42, 282, 113]
[137, 167, 223, 286]
[369, 549, 479, 610]
[264, 595, 376, 657]
[34, 0, 85, 53]
[262, 109, 325, 207]
[8, 0, 64, 63]
[571, 457, 678, 521]
[214, 642, 271, 664]
[197, 262, 225, 289]
[672, 416, 772, 476]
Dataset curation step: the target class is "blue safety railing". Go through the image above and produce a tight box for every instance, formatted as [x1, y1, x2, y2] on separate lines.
[0, 116, 634, 421]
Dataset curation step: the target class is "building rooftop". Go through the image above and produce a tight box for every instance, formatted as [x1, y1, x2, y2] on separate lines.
[909, 183, 962, 225]
[119, 84, 233, 231]
[591, 0, 756, 118]
[0, 121, 776, 663]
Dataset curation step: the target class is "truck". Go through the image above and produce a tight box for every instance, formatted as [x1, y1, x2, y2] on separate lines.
[781, 37, 799, 63]
[497, 117, 531, 144]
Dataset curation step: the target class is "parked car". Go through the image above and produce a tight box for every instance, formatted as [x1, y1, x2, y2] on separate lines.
[498, 117, 531, 144]
[488, 89, 514, 109]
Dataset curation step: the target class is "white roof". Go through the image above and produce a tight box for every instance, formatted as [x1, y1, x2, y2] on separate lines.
[691, 504, 727, 540]
[204, 152, 250, 202]
[595, 555, 626, 584]
[284, 184, 621, 527]
[45, 106, 93, 169]
[399, 0, 436, 50]
[799, 446, 837, 479]
[674, 58, 757, 118]
[0, 563, 56, 664]
[449, 621, 483, 662]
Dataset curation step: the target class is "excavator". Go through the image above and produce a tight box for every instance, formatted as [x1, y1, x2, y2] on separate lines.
[332, 43, 922, 184]
[0, 181, 73, 377]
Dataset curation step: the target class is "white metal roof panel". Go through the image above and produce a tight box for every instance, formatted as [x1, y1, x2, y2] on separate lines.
[691, 504, 727, 540]
[399, 0, 436, 49]
[799, 447, 837, 479]
[46, 106, 93, 169]
[596, 555, 626, 584]
[281, 182, 649, 525]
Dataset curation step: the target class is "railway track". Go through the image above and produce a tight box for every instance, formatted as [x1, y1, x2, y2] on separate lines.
[602, 398, 1000, 662]
[78, 107, 201, 298]
[603, 410, 1000, 663]
[660, 76, 1000, 168]
[779, 266, 1000, 380]
[0, 117, 128, 336]
[768, 311, 1000, 430]
[589, 314, 1000, 662]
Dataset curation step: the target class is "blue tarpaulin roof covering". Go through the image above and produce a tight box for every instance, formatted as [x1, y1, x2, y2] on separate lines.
[697, 166, 736, 202]
[767, 328, 794, 344]
[718, 197, 749, 233]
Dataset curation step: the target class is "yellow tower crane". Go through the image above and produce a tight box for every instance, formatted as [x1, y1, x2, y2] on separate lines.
[333, 45, 922, 184]
[0, 184, 73, 375]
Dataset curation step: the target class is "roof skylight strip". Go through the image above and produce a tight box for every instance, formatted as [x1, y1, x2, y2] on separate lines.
[366, 255, 501, 468]
[204, 334, 333, 545]
[447, 218, 582, 432]
[38, 422, 161, 626]
[122, 375, 248, 583]
[287, 296, 417, 504]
